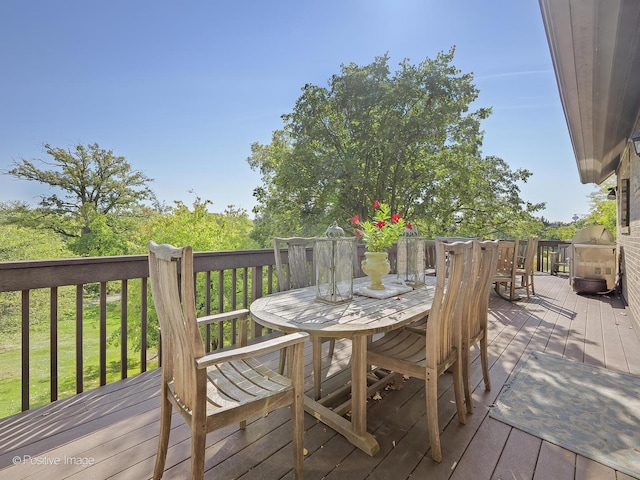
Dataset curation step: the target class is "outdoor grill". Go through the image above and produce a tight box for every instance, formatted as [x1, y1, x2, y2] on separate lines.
[570, 225, 616, 294]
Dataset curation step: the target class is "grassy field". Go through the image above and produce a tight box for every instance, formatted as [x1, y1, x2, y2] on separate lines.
[0, 301, 159, 419]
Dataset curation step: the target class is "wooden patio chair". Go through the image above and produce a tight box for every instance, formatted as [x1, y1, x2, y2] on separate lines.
[514, 236, 538, 298]
[367, 240, 472, 462]
[424, 239, 437, 276]
[550, 243, 570, 275]
[274, 237, 336, 400]
[493, 239, 520, 301]
[403, 237, 479, 334]
[462, 239, 499, 414]
[148, 241, 307, 480]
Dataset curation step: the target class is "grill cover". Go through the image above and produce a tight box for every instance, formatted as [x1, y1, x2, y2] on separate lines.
[571, 225, 615, 245]
[570, 226, 616, 293]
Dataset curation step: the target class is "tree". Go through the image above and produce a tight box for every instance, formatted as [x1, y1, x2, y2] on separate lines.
[582, 178, 617, 236]
[135, 196, 258, 253]
[5, 143, 155, 249]
[0, 219, 77, 336]
[112, 197, 259, 353]
[247, 50, 543, 244]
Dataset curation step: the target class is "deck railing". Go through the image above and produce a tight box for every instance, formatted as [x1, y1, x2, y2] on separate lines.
[0, 248, 289, 415]
[0, 240, 567, 417]
[537, 240, 572, 272]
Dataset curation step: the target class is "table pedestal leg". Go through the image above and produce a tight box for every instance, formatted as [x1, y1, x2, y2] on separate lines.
[312, 337, 322, 400]
[351, 335, 367, 436]
[302, 334, 380, 456]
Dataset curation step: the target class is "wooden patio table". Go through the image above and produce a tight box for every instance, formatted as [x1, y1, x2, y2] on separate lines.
[250, 275, 436, 456]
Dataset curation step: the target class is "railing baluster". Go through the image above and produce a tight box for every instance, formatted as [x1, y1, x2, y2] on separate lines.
[99, 282, 107, 386]
[121, 279, 128, 379]
[243, 267, 249, 308]
[21, 289, 30, 412]
[76, 284, 83, 394]
[231, 269, 238, 343]
[50, 286, 58, 402]
[204, 271, 211, 352]
[267, 265, 274, 294]
[218, 270, 224, 348]
[141, 277, 148, 372]
[251, 266, 263, 338]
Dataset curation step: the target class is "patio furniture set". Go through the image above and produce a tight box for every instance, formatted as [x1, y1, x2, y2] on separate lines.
[146, 236, 513, 479]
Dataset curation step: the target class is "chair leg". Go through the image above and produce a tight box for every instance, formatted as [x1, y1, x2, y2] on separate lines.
[290, 342, 305, 479]
[190, 428, 206, 480]
[191, 408, 207, 480]
[530, 273, 535, 295]
[425, 368, 442, 462]
[312, 337, 323, 400]
[452, 359, 467, 426]
[327, 338, 336, 358]
[153, 391, 172, 480]
[279, 347, 287, 375]
[461, 343, 473, 415]
[480, 334, 491, 391]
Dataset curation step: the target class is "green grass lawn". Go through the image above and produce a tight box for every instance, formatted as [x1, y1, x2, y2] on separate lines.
[0, 301, 159, 419]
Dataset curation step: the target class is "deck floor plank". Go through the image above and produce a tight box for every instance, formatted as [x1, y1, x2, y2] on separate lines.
[1, 273, 640, 479]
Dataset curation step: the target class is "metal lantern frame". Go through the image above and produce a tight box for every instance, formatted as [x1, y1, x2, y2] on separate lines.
[315, 222, 355, 304]
[397, 227, 426, 286]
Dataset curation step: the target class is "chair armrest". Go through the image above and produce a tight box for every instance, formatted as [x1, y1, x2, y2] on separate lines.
[195, 331, 309, 369]
[197, 308, 249, 326]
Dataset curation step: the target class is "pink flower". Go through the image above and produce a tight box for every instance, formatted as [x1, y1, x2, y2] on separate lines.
[355, 229, 362, 238]
[352, 215, 359, 224]
[373, 200, 380, 209]
[376, 220, 386, 229]
[406, 223, 413, 230]
[391, 213, 401, 224]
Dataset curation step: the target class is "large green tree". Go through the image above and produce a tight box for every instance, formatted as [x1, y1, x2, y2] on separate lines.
[5, 143, 155, 254]
[582, 178, 617, 236]
[248, 50, 543, 244]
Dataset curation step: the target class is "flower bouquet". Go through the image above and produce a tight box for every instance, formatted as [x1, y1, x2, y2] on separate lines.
[352, 201, 407, 290]
[352, 200, 406, 252]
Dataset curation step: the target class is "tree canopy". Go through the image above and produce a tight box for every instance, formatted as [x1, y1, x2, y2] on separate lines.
[5, 143, 155, 245]
[135, 197, 258, 253]
[248, 49, 544, 244]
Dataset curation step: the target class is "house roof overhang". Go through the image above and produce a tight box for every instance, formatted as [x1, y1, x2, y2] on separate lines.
[539, 0, 640, 185]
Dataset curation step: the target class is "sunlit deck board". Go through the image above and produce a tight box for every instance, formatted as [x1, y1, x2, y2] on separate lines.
[1, 272, 639, 480]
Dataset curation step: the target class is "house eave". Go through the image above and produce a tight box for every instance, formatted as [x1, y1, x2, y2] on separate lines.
[539, 0, 640, 185]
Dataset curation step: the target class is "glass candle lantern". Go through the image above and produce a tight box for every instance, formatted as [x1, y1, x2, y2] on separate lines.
[315, 221, 355, 303]
[397, 226, 426, 286]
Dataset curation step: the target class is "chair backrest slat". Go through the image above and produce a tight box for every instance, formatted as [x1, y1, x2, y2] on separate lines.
[469, 240, 500, 338]
[148, 242, 205, 410]
[273, 237, 315, 291]
[523, 236, 538, 273]
[495, 240, 519, 275]
[427, 241, 473, 368]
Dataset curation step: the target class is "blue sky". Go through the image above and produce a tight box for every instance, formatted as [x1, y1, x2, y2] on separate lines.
[0, 0, 596, 223]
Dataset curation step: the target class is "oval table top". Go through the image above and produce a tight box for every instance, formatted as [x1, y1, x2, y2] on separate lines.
[250, 275, 436, 338]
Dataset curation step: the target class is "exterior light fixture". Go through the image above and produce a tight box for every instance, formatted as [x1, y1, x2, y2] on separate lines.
[632, 130, 640, 157]
[397, 226, 426, 286]
[315, 222, 355, 303]
[607, 187, 617, 200]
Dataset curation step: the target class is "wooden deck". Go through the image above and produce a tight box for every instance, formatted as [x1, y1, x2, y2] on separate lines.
[1, 272, 639, 480]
